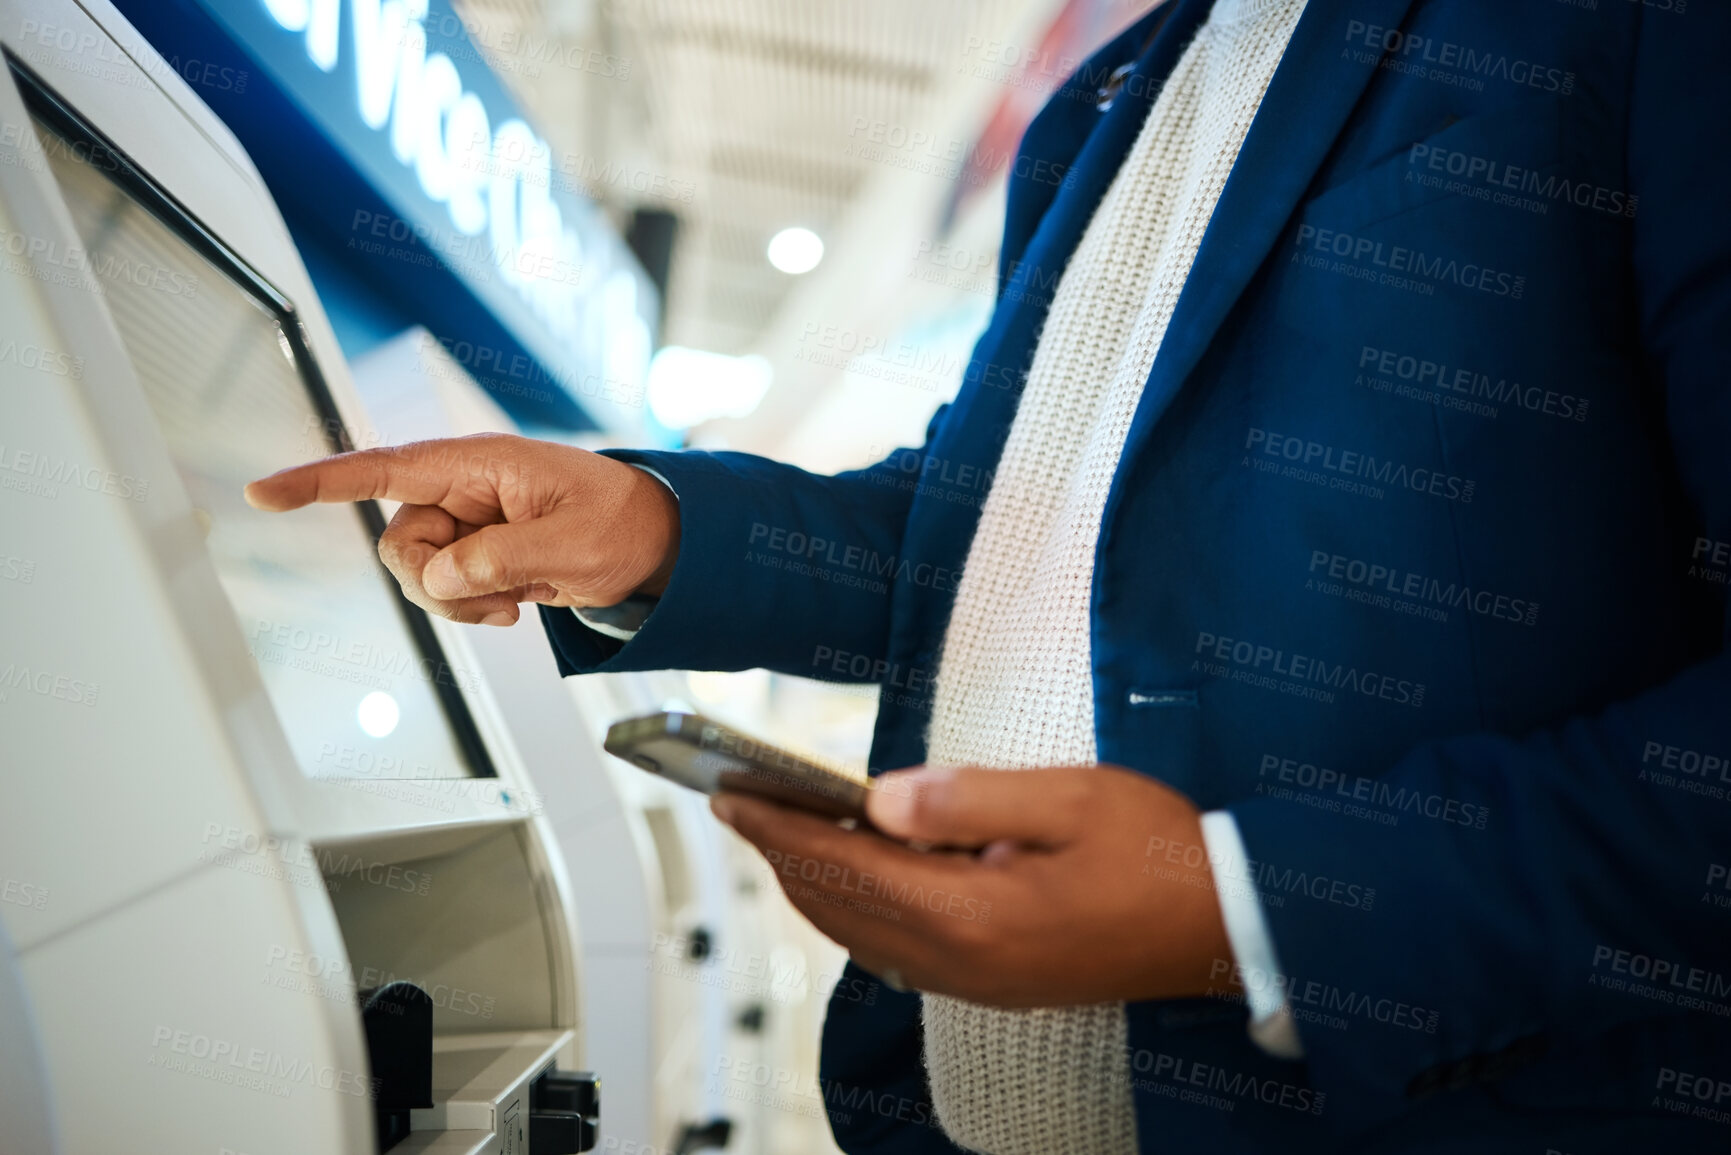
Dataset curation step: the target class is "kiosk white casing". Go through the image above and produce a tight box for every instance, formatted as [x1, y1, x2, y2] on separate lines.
[0, 2, 587, 1151]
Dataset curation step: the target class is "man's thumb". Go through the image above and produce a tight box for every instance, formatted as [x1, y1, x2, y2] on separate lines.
[866, 766, 1087, 848]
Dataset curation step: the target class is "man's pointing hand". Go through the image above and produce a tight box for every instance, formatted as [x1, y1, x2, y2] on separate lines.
[245, 433, 679, 627]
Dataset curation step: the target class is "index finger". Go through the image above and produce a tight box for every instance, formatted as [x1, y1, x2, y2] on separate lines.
[714, 792, 974, 898]
[244, 444, 470, 514]
[713, 792, 991, 971]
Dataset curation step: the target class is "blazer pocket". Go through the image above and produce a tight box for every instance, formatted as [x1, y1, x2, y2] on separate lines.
[1298, 95, 1567, 234]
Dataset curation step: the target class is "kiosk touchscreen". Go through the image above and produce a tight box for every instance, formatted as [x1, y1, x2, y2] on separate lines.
[0, 3, 593, 1152]
[28, 96, 487, 786]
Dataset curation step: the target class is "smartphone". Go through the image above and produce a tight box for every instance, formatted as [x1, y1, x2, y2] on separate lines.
[604, 711, 869, 820]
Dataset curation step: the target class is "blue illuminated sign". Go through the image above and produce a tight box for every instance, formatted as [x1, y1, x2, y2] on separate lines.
[115, 0, 656, 431]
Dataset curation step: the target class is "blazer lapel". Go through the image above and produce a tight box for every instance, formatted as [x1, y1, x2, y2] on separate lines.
[1117, 0, 1418, 459]
[991, 0, 1216, 304]
[996, 0, 1210, 289]
[936, 0, 1215, 483]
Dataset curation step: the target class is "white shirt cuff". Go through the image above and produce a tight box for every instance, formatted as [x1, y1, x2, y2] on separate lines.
[1199, 809, 1305, 1059]
[572, 605, 649, 641]
[569, 464, 675, 642]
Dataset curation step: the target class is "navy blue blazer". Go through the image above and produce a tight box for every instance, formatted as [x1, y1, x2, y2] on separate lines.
[544, 0, 1731, 1149]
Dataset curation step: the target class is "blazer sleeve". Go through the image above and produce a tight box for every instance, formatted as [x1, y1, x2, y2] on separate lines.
[539, 407, 950, 681]
[1225, 5, 1731, 1125]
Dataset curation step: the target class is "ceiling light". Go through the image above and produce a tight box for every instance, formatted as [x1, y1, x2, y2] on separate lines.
[767, 226, 823, 274]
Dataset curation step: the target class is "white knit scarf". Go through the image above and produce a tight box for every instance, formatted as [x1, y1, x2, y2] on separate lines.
[919, 1, 1308, 1151]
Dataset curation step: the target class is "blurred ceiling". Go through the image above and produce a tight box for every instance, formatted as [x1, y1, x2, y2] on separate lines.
[450, 0, 1082, 354]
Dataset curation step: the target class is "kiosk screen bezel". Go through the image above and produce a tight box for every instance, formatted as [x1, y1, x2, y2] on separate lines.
[5, 52, 499, 781]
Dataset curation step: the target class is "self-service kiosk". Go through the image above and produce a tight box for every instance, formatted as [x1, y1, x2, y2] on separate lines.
[0, 1, 595, 1150]
[0, 3, 855, 1152]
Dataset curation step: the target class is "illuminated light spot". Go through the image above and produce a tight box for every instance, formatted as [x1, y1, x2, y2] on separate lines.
[646, 346, 772, 429]
[767, 227, 823, 274]
[357, 690, 400, 738]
